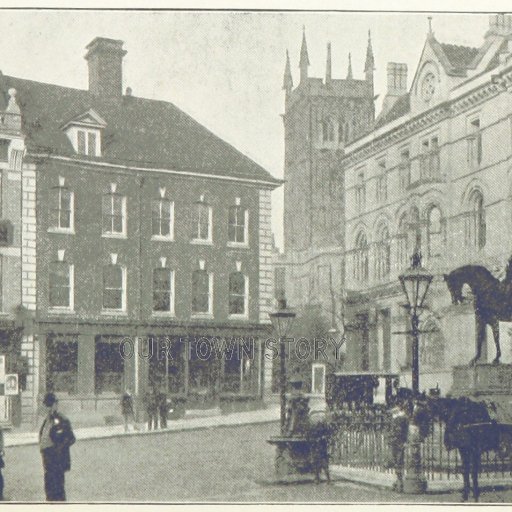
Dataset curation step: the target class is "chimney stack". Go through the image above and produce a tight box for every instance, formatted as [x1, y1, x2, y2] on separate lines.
[380, 63, 408, 118]
[85, 37, 127, 97]
[487, 14, 512, 37]
[386, 62, 408, 96]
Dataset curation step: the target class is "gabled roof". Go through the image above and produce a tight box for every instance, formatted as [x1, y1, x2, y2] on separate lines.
[429, 37, 480, 77]
[0, 74, 279, 185]
[61, 108, 107, 130]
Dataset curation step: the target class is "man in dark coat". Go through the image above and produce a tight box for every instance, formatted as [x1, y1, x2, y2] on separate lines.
[39, 393, 75, 501]
[120, 388, 135, 432]
[145, 388, 158, 430]
[386, 396, 409, 492]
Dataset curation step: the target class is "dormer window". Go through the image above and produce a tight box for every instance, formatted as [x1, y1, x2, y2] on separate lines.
[61, 109, 106, 158]
[77, 129, 98, 157]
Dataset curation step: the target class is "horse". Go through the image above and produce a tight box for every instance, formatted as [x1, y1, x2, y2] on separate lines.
[427, 396, 499, 502]
[444, 265, 512, 365]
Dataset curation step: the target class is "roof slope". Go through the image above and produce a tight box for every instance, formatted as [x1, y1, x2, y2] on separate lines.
[440, 43, 479, 70]
[374, 94, 410, 129]
[1, 74, 279, 184]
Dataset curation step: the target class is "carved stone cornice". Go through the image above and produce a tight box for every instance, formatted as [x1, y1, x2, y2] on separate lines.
[343, 67, 512, 169]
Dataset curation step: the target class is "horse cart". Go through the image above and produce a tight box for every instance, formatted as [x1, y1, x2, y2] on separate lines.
[326, 371, 400, 412]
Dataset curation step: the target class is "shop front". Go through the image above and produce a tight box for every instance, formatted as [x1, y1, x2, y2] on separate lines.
[38, 321, 269, 425]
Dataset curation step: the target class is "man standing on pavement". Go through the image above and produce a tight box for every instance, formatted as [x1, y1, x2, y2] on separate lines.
[157, 387, 168, 429]
[39, 393, 75, 501]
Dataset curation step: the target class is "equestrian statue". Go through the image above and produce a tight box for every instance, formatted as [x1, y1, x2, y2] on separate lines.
[444, 255, 512, 365]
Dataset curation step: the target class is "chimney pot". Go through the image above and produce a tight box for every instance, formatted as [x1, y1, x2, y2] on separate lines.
[85, 37, 126, 97]
[125, 87, 132, 96]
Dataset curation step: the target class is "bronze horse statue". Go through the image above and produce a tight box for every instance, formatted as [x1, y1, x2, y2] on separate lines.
[444, 263, 512, 365]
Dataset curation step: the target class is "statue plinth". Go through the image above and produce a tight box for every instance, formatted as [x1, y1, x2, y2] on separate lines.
[450, 364, 512, 422]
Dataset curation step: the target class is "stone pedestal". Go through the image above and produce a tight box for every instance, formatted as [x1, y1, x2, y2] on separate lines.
[450, 364, 512, 422]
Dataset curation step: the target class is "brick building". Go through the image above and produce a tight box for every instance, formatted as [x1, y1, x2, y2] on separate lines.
[0, 37, 280, 426]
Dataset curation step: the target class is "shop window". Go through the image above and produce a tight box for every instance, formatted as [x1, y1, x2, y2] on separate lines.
[95, 337, 124, 394]
[46, 337, 78, 394]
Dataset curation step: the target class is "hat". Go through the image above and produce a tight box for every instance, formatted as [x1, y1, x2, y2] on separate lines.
[43, 392, 57, 407]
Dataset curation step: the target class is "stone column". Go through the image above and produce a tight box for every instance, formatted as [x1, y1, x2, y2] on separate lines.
[77, 334, 95, 395]
[259, 188, 274, 399]
[21, 163, 37, 428]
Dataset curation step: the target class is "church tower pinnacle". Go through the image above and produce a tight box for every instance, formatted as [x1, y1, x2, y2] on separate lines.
[283, 49, 293, 95]
[347, 52, 353, 79]
[364, 30, 375, 86]
[299, 26, 310, 83]
[325, 42, 332, 85]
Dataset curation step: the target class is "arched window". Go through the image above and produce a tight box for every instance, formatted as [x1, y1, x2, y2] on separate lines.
[397, 213, 409, 271]
[419, 318, 445, 368]
[467, 190, 486, 249]
[322, 119, 335, 142]
[375, 225, 390, 280]
[408, 207, 421, 255]
[354, 232, 369, 282]
[338, 119, 344, 143]
[427, 206, 442, 258]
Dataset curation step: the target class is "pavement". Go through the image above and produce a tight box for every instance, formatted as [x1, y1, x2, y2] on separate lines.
[4, 404, 281, 447]
[329, 465, 512, 493]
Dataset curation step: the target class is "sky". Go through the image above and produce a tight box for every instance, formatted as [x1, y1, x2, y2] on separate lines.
[0, 9, 491, 249]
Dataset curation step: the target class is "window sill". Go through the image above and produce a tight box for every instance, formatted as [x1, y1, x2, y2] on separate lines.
[152, 311, 176, 318]
[151, 235, 174, 242]
[191, 313, 214, 320]
[48, 227, 75, 235]
[227, 242, 249, 249]
[228, 314, 249, 321]
[102, 233, 127, 240]
[101, 310, 128, 316]
[190, 239, 213, 246]
[48, 308, 76, 315]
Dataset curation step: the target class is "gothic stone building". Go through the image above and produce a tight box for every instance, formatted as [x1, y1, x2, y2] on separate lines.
[277, 30, 375, 323]
[0, 37, 280, 426]
[278, 15, 512, 395]
[343, 14, 512, 393]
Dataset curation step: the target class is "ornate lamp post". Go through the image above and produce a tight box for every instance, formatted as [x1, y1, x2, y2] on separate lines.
[399, 250, 433, 396]
[269, 295, 296, 435]
[398, 250, 433, 494]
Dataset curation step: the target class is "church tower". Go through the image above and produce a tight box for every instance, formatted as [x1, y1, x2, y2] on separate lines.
[280, 28, 376, 309]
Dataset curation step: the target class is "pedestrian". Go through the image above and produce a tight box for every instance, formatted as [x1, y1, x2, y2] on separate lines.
[120, 388, 136, 432]
[157, 387, 168, 429]
[39, 392, 75, 501]
[145, 388, 158, 431]
[386, 395, 409, 493]
[0, 425, 5, 500]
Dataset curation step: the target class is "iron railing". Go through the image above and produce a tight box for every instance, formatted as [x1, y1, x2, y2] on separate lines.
[329, 408, 512, 481]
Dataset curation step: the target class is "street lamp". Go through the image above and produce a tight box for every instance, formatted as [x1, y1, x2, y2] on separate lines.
[269, 295, 296, 435]
[398, 250, 433, 396]
[398, 249, 433, 494]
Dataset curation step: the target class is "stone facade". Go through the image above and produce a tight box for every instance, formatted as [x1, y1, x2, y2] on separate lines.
[278, 15, 512, 396]
[342, 15, 512, 394]
[277, 30, 375, 322]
